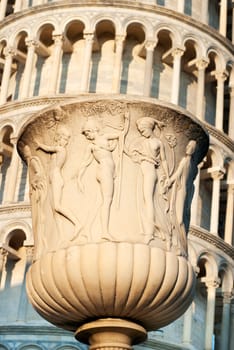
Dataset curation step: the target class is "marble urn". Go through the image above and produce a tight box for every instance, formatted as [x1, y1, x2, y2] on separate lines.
[17, 97, 209, 349]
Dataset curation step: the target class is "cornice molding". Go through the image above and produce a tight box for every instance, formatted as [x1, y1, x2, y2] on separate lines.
[0, 203, 31, 214]
[0, 324, 74, 337]
[204, 122, 234, 152]
[0, 1, 233, 54]
[189, 225, 234, 260]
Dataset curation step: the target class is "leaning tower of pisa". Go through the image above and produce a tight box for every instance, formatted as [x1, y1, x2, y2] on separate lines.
[0, 1, 233, 350]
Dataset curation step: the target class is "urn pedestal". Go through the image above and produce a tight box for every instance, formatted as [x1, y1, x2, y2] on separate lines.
[17, 97, 209, 349]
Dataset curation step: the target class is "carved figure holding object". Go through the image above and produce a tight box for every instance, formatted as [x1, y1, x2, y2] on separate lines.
[130, 117, 169, 242]
[78, 113, 129, 241]
[35, 125, 82, 241]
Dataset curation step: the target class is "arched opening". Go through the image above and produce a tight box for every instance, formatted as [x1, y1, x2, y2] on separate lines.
[62, 20, 85, 93]
[153, 29, 173, 101]
[198, 151, 213, 231]
[12, 31, 28, 100]
[120, 22, 145, 95]
[0, 125, 13, 204]
[33, 23, 54, 96]
[204, 51, 219, 126]
[90, 20, 115, 93]
[0, 40, 7, 89]
[180, 39, 198, 111]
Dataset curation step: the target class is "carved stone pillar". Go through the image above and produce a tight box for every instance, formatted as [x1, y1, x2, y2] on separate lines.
[215, 71, 228, 131]
[0, 0, 7, 20]
[190, 161, 204, 225]
[202, 278, 220, 350]
[220, 291, 233, 350]
[224, 183, 234, 245]
[0, 248, 7, 287]
[21, 40, 38, 99]
[182, 303, 194, 345]
[80, 34, 94, 92]
[219, 0, 228, 36]
[143, 40, 157, 97]
[14, 0, 23, 13]
[177, 0, 185, 13]
[17, 246, 34, 321]
[201, 0, 209, 24]
[48, 34, 64, 94]
[171, 48, 184, 105]
[17, 98, 209, 349]
[196, 59, 209, 120]
[210, 168, 225, 235]
[112, 35, 125, 93]
[228, 84, 234, 139]
[0, 47, 16, 105]
[4, 137, 20, 203]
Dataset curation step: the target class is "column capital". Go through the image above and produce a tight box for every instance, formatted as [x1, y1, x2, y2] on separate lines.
[0, 247, 7, 258]
[3, 47, 16, 58]
[52, 34, 64, 45]
[201, 277, 221, 289]
[115, 34, 125, 43]
[171, 47, 185, 58]
[196, 58, 209, 70]
[25, 246, 34, 261]
[228, 84, 234, 95]
[222, 291, 233, 304]
[83, 33, 95, 42]
[145, 39, 157, 51]
[210, 167, 226, 180]
[10, 136, 18, 146]
[25, 39, 39, 49]
[214, 70, 229, 82]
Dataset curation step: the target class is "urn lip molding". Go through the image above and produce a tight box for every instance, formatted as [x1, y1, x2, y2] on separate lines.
[17, 96, 209, 345]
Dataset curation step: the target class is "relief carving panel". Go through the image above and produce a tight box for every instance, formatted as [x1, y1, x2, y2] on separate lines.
[18, 99, 208, 259]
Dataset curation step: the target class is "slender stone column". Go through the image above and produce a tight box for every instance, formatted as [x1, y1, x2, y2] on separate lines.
[14, 0, 23, 13]
[202, 278, 220, 350]
[48, 34, 64, 94]
[0, 47, 16, 105]
[0, 248, 7, 287]
[210, 168, 225, 235]
[177, 0, 185, 13]
[190, 161, 204, 225]
[228, 85, 234, 139]
[224, 183, 234, 245]
[201, 0, 209, 24]
[182, 303, 193, 345]
[171, 48, 184, 105]
[0, 0, 7, 20]
[220, 292, 233, 350]
[143, 40, 157, 97]
[196, 59, 209, 120]
[112, 35, 125, 93]
[21, 40, 38, 99]
[3, 137, 21, 203]
[17, 246, 34, 321]
[80, 33, 94, 92]
[219, 0, 228, 36]
[214, 71, 228, 131]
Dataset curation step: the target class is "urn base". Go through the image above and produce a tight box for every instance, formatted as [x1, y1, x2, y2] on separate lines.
[75, 318, 147, 349]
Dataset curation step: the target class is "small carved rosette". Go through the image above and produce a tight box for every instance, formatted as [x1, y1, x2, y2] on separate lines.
[17, 98, 209, 338]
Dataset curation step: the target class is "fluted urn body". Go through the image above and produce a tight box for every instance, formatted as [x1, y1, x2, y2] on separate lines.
[17, 97, 209, 348]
